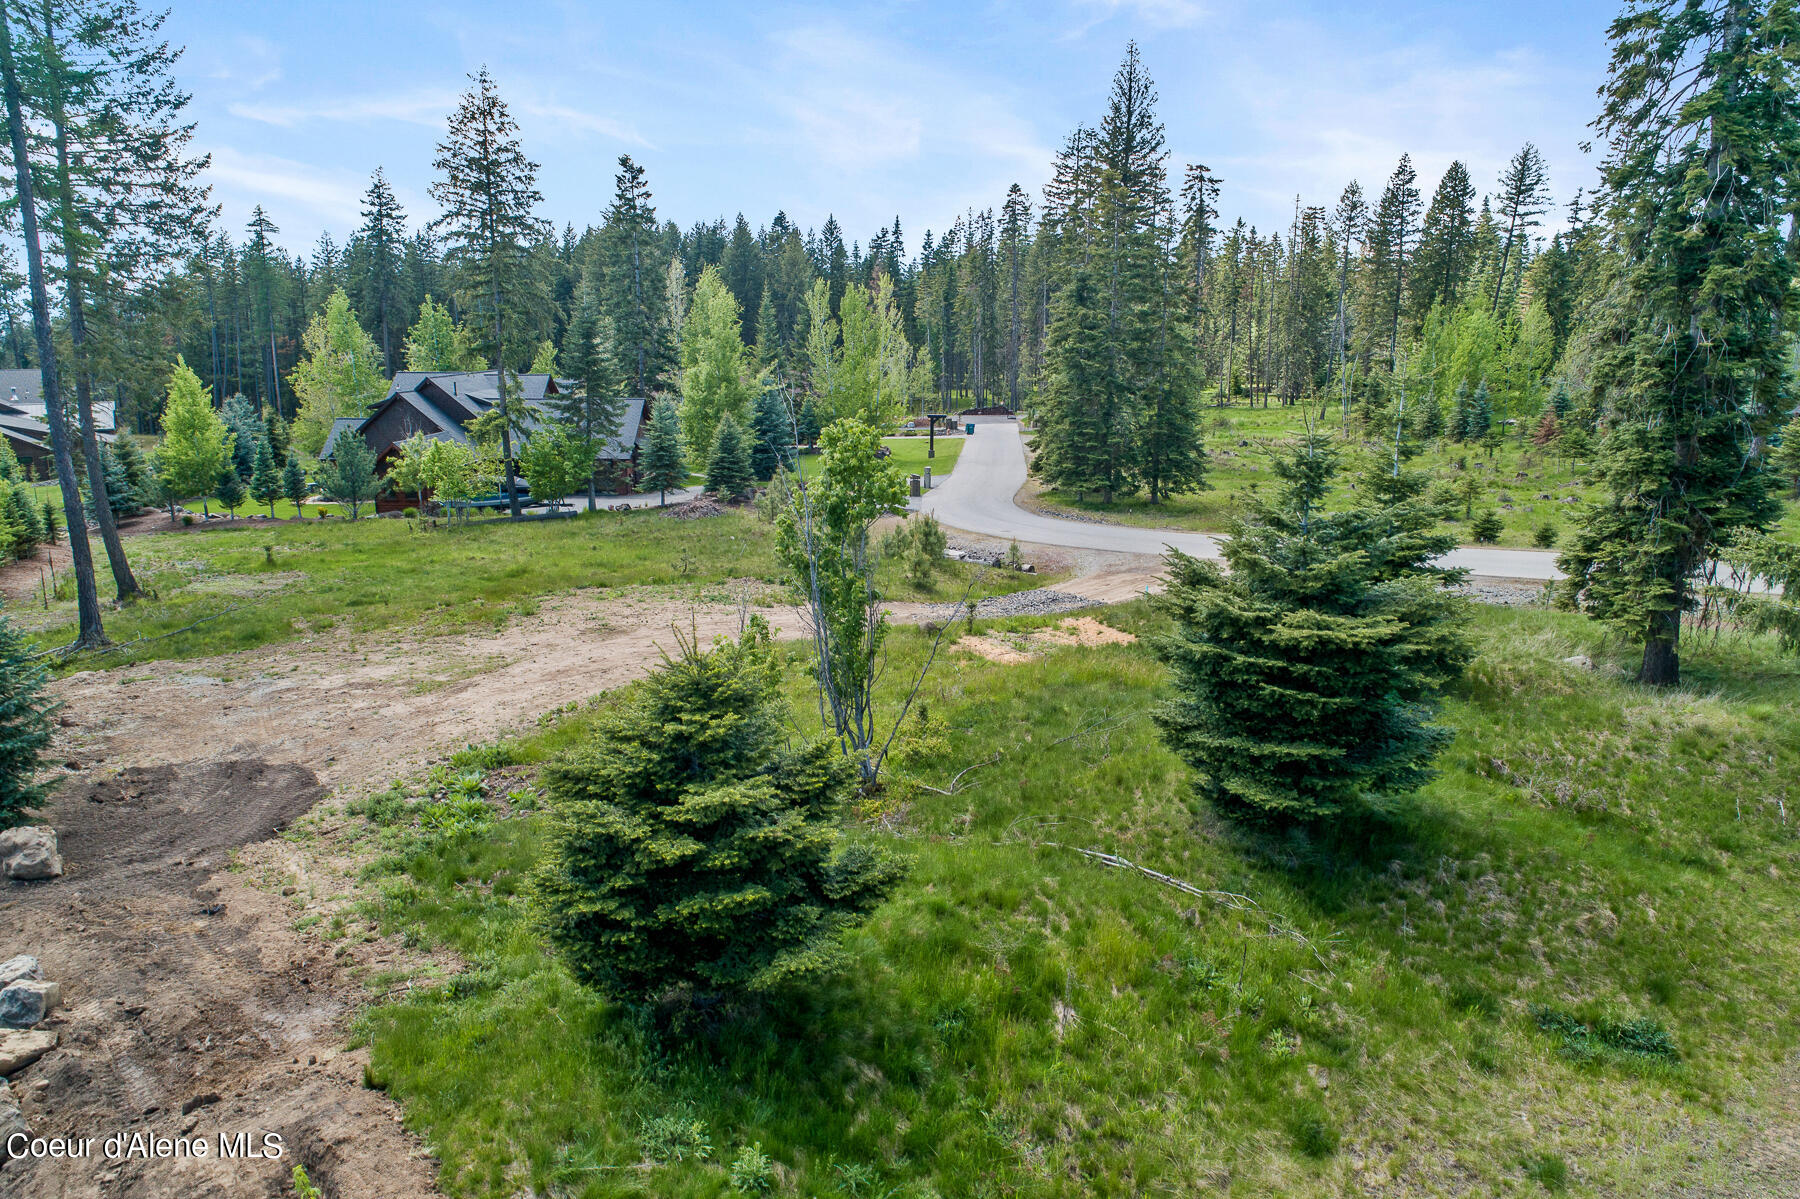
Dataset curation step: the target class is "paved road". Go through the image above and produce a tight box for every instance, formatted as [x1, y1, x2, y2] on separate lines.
[915, 418, 1564, 582]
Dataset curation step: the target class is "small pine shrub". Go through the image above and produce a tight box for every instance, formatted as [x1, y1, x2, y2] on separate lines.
[0, 605, 56, 827]
[1471, 509, 1505, 543]
[1533, 521, 1559, 548]
[533, 618, 904, 1009]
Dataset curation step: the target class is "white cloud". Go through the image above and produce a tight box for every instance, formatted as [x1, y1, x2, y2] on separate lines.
[199, 145, 369, 233]
[227, 90, 457, 130]
[205, 35, 282, 91]
[763, 22, 1051, 187]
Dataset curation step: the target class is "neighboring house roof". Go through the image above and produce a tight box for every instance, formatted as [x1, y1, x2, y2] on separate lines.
[0, 372, 115, 433]
[319, 417, 364, 460]
[0, 370, 42, 410]
[344, 371, 645, 465]
[0, 410, 50, 456]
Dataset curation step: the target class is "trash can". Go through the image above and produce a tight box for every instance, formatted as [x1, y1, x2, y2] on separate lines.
[965, 422, 975, 435]
[908, 474, 921, 497]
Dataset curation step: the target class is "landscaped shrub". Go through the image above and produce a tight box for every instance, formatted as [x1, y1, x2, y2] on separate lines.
[533, 619, 903, 1010]
[0, 603, 55, 828]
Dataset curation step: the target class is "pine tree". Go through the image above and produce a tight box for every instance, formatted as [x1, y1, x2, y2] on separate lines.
[214, 461, 245, 516]
[705, 412, 754, 500]
[1153, 429, 1470, 823]
[221, 393, 261, 479]
[316, 426, 378, 519]
[1365, 154, 1421, 368]
[429, 68, 549, 519]
[554, 272, 625, 510]
[23, 0, 210, 604]
[795, 394, 822, 450]
[1770, 412, 1800, 499]
[250, 435, 281, 514]
[639, 400, 688, 505]
[1464, 381, 1492, 440]
[1411, 160, 1476, 322]
[600, 155, 673, 395]
[533, 620, 902, 1009]
[1561, 0, 1796, 686]
[0, 601, 54, 827]
[264, 409, 290, 461]
[749, 387, 795, 480]
[281, 452, 308, 516]
[1489, 143, 1551, 315]
[356, 168, 408, 372]
[1449, 380, 1472, 442]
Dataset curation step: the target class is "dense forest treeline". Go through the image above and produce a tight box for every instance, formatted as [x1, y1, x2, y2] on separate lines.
[1, 44, 1600, 447]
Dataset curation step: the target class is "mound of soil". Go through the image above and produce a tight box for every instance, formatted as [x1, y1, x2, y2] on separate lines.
[2, 759, 437, 1197]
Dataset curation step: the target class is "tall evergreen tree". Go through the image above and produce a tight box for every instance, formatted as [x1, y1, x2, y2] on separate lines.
[0, 0, 104, 645]
[601, 154, 672, 396]
[21, 0, 210, 601]
[1365, 154, 1421, 369]
[1488, 143, 1551, 315]
[1559, 0, 1796, 686]
[1411, 160, 1476, 322]
[428, 67, 548, 519]
[554, 270, 625, 510]
[639, 399, 687, 505]
[356, 167, 407, 372]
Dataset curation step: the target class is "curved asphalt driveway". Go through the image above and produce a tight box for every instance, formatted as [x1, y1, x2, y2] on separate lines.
[915, 418, 1564, 582]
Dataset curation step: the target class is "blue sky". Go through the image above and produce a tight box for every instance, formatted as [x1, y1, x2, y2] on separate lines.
[168, 0, 1618, 256]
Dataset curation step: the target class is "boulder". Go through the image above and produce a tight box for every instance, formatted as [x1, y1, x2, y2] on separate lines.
[0, 981, 60, 1028]
[0, 827, 62, 881]
[0, 957, 39, 988]
[0, 1028, 56, 1075]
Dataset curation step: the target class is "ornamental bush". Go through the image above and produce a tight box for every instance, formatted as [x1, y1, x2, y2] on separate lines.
[533, 619, 904, 1009]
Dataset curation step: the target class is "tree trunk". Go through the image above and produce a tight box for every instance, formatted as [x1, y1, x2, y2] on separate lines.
[39, 32, 141, 602]
[1637, 585, 1682, 687]
[0, 1, 105, 647]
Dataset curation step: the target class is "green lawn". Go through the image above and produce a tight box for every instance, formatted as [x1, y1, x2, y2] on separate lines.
[799, 435, 965, 482]
[23, 503, 1045, 670]
[1033, 402, 1800, 550]
[347, 604, 1800, 1197]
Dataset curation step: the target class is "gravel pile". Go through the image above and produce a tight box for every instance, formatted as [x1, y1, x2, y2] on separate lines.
[973, 588, 1096, 618]
[1456, 579, 1555, 607]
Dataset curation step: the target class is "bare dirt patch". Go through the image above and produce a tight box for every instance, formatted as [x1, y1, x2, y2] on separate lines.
[954, 615, 1137, 664]
[3, 757, 439, 1198]
[1, 590, 846, 1198]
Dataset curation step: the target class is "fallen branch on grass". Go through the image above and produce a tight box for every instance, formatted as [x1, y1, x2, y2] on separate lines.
[911, 751, 1001, 796]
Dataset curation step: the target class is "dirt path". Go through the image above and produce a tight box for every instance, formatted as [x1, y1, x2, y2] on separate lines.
[3, 587, 971, 1198]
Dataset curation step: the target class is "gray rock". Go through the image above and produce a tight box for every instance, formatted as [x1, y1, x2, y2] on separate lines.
[0, 981, 60, 1029]
[1562, 654, 1595, 670]
[0, 1028, 56, 1075]
[0, 1078, 24, 1145]
[0, 957, 39, 988]
[0, 827, 62, 881]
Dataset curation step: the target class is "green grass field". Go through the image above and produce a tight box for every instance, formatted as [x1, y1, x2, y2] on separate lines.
[344, 603, 1800, 1197]
[21, 502, 1042, 670]
[798, 434, 966, 482]
[1033, 402, 1800, 549]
